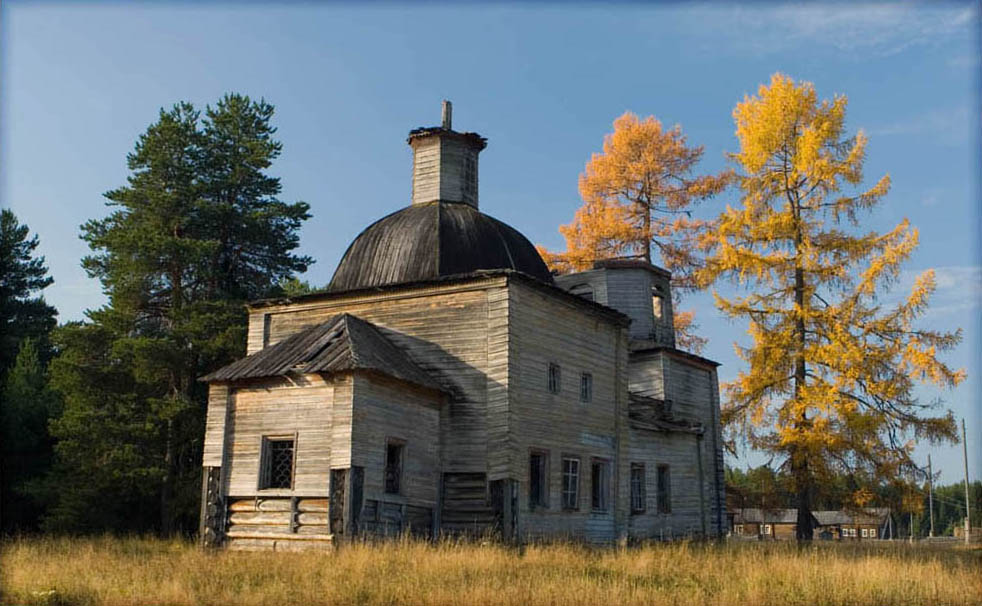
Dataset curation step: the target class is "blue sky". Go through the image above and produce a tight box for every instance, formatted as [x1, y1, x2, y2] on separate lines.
[2, 2, 979, 483]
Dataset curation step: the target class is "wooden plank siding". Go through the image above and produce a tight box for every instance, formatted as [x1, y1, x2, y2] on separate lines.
[202, 383, 231, 467]
[223, 374, 339, 498]
[349, 373, 442, 507]
[245, 279, 500, 474]
[506, 279, 628, 543]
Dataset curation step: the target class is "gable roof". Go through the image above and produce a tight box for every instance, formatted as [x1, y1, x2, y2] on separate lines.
[732, 508, 817, 525]
[814, 508, 892, 526]
[200, 313, 444, 393]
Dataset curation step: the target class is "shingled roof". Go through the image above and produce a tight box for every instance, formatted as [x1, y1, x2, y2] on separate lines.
[200, 314, 444, 393]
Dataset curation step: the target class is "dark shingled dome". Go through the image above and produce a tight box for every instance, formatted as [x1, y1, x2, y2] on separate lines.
[329, 201, 554, 292]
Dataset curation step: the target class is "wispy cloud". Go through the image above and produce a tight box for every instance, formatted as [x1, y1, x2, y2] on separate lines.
[869, 105, 974, 146]
[684, 3, 976, 59]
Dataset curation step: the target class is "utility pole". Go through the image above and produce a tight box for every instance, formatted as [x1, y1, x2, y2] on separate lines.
[927, 454, 935, 538]
[963, 418, 972, 545]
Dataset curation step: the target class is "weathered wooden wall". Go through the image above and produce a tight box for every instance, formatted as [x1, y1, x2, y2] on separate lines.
[506, 279, 629, 543]
[248, 279, 502, 474]
[349, 373, 441, 507]
[223, 374, 341, 497]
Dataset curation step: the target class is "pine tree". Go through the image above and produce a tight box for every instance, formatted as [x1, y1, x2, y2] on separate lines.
[0, 210, 57, 377]
[695, 74, 964, 540]
[1, 338, 58, 531]
[539, 112, 728, 352]
[47, 94, 312, 534]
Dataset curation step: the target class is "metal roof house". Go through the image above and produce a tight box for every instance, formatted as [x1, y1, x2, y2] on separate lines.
[199, 103, 726, 550]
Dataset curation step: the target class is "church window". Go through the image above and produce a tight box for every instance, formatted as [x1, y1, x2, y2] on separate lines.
[548, 363, 561, 394]
[385, 439, 404, 495]
[657, 464, 671, 513]
[652, 285, 666, 321]
[591, 458, 610, 512]
[630, 463, 646, 514]
[260, 436, 295, 490]
[580, 373, 592, 402]
[561, 456, 580, 510]
[529, 450, 549, 509]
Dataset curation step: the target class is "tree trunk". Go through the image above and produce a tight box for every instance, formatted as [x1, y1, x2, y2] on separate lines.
[161, 418, 174, 535]
[792, 264, 814, 541]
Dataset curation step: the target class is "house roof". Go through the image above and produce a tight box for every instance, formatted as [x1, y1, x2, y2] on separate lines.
[732, 508, 818, 525]
[200, 313, 444, 393]
[814, 508, 892, 526]
[327, 201, 554, 292]
[734, 508, 891, 526]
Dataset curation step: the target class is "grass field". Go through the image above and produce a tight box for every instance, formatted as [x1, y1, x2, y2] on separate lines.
[2, 535, 980, 606]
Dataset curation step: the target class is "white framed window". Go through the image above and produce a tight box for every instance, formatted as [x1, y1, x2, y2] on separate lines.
[591, 458, 611, 512]
[869, 528, 877, 538]
[561, 456, 580, 510]
[861, 528, 868, 537]
[763, 524, 772, 535]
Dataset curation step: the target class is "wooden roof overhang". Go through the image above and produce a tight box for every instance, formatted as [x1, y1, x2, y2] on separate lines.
[200, 313, 447, 397]
[629, 344, 721, 370]
[628, 392, 705, 435]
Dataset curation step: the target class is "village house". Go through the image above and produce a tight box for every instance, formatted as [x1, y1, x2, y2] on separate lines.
[198, 103, 726, 551]
[731, 508, 895, 541]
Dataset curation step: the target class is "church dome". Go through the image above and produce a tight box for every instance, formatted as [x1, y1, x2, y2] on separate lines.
[328, 201, 554, 292]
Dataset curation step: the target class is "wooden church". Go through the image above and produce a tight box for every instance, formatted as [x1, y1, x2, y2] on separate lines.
[199, 103, 726, 551]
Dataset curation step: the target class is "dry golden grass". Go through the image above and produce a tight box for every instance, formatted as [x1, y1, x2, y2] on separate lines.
[2, 535, 980, 606]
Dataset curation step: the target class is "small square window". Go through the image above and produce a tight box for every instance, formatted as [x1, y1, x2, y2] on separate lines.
[548, 363, 561, 394]
[630, 463, 646, 514]
[763, 524, 772, 535]
[385, 440, 404, 495]
[580, 373, 593, 402]
[260, 437, 295, 490]
[561, 456, 580, 510]
[591, 458, 610, 512]
[529, 450, 549, 509]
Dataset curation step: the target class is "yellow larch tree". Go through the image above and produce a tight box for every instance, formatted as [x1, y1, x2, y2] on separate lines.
[540, 112, 729, 352]
[695, 73, 964, 540]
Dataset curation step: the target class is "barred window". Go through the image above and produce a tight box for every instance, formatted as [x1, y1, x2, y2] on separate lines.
[260, 437, 294, 490]
[580, 373, 593, 402]
[561, 457, 580, 510]
[630, 463, 646, 514]
[657, 464, 671, 513]
[548, 363, 561, 394]
[591, 458, 610, 512]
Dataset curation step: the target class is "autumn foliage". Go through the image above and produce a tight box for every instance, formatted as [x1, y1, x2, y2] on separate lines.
[694, 74, 964, 538]
[539, 113, 728, 352]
